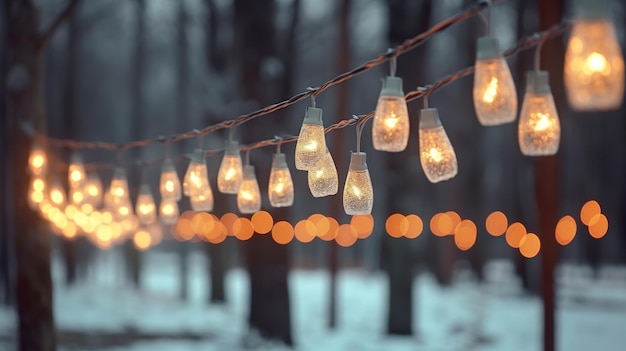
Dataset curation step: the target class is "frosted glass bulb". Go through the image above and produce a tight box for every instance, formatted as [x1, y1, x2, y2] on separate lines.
[373, 76, 410, 152]
[190, 186, 214, 212]
[183, 149, 206, 196]
[28, 176, 46, 210]
[28, 143, 47, 176]
[237, 165, 261, 214]
[136, 184, 157, 225]
[518, 71, 561, 156]
[160, 159, 182, 201]
[268, 153, 294, 207]
[473, 37, 518, 126]
[49, 183, 66, 207]
[109, 168, 129, 201]
[295, 107, 326, 170]
[68, 154, 86, 189]
[307, 149, 338, 197]
[114, 199, 133, 220]
[84, 174, 103, 208]
[70, 188, 84, 205]
[159, 199, 179, 225]
[419, 108, 458, 183]
[218, 141, 243, 194]
[343, 152, 374, 215]
[564, 0, 624, 111]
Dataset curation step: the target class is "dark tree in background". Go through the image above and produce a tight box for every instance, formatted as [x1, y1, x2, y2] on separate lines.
[5, 0, 79, 349]
[234, 0, 293, 345]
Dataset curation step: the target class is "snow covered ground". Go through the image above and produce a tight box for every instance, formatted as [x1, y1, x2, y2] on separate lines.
[1, 249, 625, 351]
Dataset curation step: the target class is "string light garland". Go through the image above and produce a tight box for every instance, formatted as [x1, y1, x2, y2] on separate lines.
[20, 0, 623, 252]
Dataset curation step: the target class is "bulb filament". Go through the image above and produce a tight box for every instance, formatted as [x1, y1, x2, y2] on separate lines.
[482, 77, 499, 104]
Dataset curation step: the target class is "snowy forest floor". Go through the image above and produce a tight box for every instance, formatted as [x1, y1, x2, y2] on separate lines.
[1, 249, 626, 351]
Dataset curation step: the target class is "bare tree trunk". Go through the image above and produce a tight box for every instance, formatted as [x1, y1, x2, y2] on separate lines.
[383, 0, 431, 335]
[6, 1, 54, 349]
[328, 0, 350, 330]
[234, 0, 292, 345]
[535, 1, 564, 350]
[127, 0, 146, 289]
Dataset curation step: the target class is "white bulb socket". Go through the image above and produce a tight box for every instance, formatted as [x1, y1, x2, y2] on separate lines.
[272, 153, 288, 169]
[476, 36, 501, 60]
[526, 71, 551, 94]
[380, 76, 404, 97]
[303, 107, 323, 125]
[419, 108, 442, 129]
[225, 140, 240, 155]
[349, 152, 367, 171]
[575, 0, 610, 20]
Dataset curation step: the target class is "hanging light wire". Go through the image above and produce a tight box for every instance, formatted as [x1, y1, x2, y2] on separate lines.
[33, 16, 571, 170]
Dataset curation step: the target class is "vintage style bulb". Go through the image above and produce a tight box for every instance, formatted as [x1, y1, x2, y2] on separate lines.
[68, 154, 86, 189]
[28, 176, 47, 210]
[160, 159, 182, 201]
[518, 71, 561, 156]
[564, 0, 624, 111]
[28, 143, 47, 176]
[114, 199, 133, 220]
[372, 76, 410, 151]
[217, 140, 243, 194]
[183, 149, 205, 196]
[419, 108, 458, 183]
[70, 188, 85, 205]
[307, 149, 338, 197]
[136, 184, 157, 225]
[295, 107, 326, 170]
[49, 182, 66, 208]
[84, 173, 103, 207]
[108, 168, 130, 211]
[268, 153, 294, 207]
[190, 185, 214, 212]
[473, 36, 518, 125]
[159, 199, 179, 225]
[237, 165, 261, 214]
[343, 152, 374, 215]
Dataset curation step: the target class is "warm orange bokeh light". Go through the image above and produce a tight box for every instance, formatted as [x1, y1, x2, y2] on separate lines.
[445, 211, 461, 231]
[351, 214, 374, 239]
[437, 213, 454, 235]
[294, 220, 316, 243]
[519, 233, 541, 258]
[233, 217, 254, 241]
[308, 214, 330, 237]
[176, 216, 195, 241]
[251, 211, 273, 234]
[386, 213, 406, 238]
[588, 213, 608, 239]
[580, 200, 601, 226]
[429, 213, 445, 237]
[220, 212, 239, 236]
[454, 219, 477, 251]
[207, 221, 227, 244]
[272, 221, 294, 245]
[319, 217, 339, 241]
[404, 214, 423, 239]
[191, 212, 215, 237]
[134, 229, 152, 251]
[555, 215, 577, 246]
[486, 211, 508, 236]
[506, 222, 527, 248]
[335, 224, 358, 247]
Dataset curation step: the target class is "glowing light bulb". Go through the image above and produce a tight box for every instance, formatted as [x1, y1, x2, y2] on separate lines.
[70, 188, 84, 205]
[372, 76, 410, 151]
[295, 107, 326, 170]
[518, 71, 561, 156]
[307, 148, 338, 197]
[473, 36, 518, 125]
[49, 183, 66, 207]
[564, 0, 624, 111]
[159, 199, 179, 225]
[184, 149, 205, 196]
[237, 165, 261, 214]
[419, 108, 457, 183]
[136, 184, 157, 225]
[160, 159, 181, 201]
[84, 173, 103, 207]
[109, 168, 129, 200]
[268, 153, 294, 207]
[218, 140, 243, 194]
[68, 154, 86, 189]
[28, 176, 47, 210]
[185, 150, 214, 212]
[342, 152, 373, 215]
[28, 143, 47, 176]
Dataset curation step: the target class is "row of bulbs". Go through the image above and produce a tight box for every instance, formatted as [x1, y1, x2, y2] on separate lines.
[26, 0, 624, 225]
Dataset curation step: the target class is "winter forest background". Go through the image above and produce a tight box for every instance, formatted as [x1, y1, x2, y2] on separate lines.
[2, 0, 626, 350]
